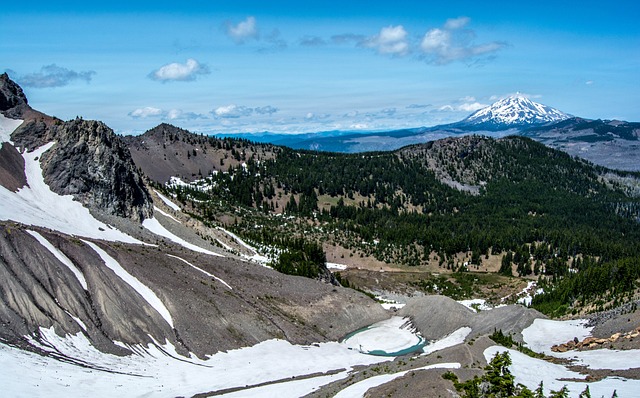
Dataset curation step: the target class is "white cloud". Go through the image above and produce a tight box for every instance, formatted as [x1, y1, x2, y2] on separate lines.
[128, 107, 205, 120]
[213, 105, 254, 118]
[420, 17, 507, 65]
[18, 64, 95, 88]
[226, 16, 258, 43]
[365, 25, 409, 56]
[457, 102, 487, 112]
[254, 106, 279, 115]
[444, 16, 470, 30]
[585, 80, 594, 85]
[299, 36, 326, 47]
[460, 96, 476, 102]
[437, 101, 487, 112]
[128, 107, 165, 118]
[406, 104, 430, 109]
[149, 59, 209, 82]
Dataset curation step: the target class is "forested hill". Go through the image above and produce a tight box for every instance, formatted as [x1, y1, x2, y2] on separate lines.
[137, 127, 640, 314]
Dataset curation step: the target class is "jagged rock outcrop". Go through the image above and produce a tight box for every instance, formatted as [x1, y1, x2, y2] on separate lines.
[39, 118, 153, 221]
[0, 74, 152, 221]
[0, 73, 29, 118]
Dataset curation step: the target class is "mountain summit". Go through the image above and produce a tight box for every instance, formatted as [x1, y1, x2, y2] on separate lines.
[459, 94, 570, 130]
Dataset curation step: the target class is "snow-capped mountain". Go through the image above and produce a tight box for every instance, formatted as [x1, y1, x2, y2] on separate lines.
[458, 94, 571, 130]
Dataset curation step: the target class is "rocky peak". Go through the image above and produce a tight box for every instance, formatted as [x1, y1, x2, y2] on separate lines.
[3, 74, 153, 222]
[0, 72, 30, 118]
[38, 118, 153, 221]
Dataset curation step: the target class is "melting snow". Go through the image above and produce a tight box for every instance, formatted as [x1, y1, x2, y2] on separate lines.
[82, 240, 174, 328]
[0, 142, 142, 244]
[153, 190, 181, 211]
[166, 254, 232, 290]
[484, 346, 639, 397]
[342, 317, 424, 355]
[422, 327, 472, 355]
[326, 262, 348, 271]
[216, 226, 270, 264]
[0, 328, 389, 398]
[143, 217, 223, 257]
[334, 362, 461, 398]
[0, 114, 23, 143]
[26, 230, 88, 290]
[522, 318, 640, 370]
[153, 206, 180, 223]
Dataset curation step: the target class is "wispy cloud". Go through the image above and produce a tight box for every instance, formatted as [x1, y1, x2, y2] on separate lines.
[128, 107, 205, 120]
[149, 58, 209, 82]
[226, 16, 258, 43]
[331, 33, 366, 45]
[364, 25, 409, 56]
[18, 64, 95, 88]
[259, 29, 288, 52]
[212, 104, 279, 118]
[420, 17, 507, 65]
[299, 36, 326, 47]
[254, 105, 279, 115]
[406, 104, 431, 109]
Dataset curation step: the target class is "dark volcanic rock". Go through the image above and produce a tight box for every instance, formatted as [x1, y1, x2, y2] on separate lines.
[0, 73, 153, 221]
[0, 73, 29, 118]
[0, 143, 26, 191]
[0, 222, 388, 358]
[38, 118, 153, 221]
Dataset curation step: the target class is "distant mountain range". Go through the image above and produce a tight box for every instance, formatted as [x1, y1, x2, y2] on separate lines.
[218, 95, 640, 171]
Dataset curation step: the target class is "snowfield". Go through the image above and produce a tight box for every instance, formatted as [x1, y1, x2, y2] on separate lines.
[334, 362, 461, 398]
[0, 316, 474, 397]
[143, 217, 223, 256]
[0, 141, 143, 244]
[153, 189, 181, 211]
[83, 239, 174, 328]
[341, 317, 424, 355]
[484, 346, 640, 397]
[26, 230, 88, 290]
[523, 318, 640, 370]
[0, 114, 23, 142]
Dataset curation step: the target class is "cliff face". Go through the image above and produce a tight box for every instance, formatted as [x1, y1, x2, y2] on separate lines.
[39, 118, 153, 222]
[0, 73, 29, 118]
[0, 74, 152, 222]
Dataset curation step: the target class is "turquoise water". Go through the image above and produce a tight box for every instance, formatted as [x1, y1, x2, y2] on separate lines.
[341, 326, 428, 357]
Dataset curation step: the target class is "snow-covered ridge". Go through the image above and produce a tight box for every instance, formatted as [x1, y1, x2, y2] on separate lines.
[0, 141, 143, 244]
[463, 94, 570, 126]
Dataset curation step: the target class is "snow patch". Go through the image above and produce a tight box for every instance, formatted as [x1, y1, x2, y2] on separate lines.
[422, 327, 472, 356]
[153, 190, 181, 211]
[0, 142, 142, 244]
[0, 328, 391, 398]
[143, 217, 222, 257]
[0, 114, 23, 143]
[166, 254, 232, 290]
[26, 230, 88, 290]
[153, 206, 180, 223]
[522, 318, 640, 370]
[334, 362, 461, 398]
[484, 346, 639, 397]
[82, 240, 174, 328]
[326, 262, 348, 271]
[342, 317, 424, 356]
[216, 226, 270, 264]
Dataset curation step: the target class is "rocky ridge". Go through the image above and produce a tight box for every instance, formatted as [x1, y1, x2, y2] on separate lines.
[0, 74, 152, 221]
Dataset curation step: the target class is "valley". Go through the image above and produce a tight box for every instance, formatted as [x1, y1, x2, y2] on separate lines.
[1, 73, 640, 397]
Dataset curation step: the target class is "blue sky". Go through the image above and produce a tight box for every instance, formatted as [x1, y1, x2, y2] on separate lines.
[2, 1, 639, 134]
